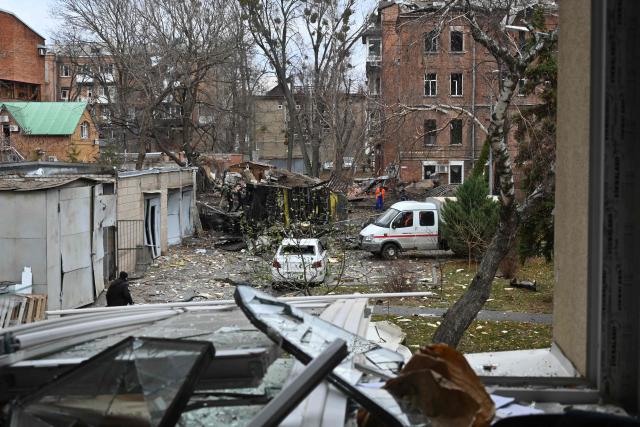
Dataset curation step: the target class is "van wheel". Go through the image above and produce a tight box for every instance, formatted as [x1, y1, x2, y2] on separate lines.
[381, 243, 399, 260]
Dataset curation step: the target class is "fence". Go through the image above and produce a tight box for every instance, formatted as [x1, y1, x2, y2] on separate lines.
[117, 219, 151, 276]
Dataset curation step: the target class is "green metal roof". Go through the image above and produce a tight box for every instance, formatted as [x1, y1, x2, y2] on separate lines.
[1, 102, 88, 136]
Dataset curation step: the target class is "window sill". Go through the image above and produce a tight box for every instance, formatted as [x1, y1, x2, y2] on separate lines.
[423, 95, 437, 98]
[448, 51, 467, 54]
[450, 95, 464, 97]
[423, 51, 439, 55]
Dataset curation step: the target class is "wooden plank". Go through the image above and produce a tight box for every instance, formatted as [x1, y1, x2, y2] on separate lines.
[25, 296, 34, 324]
[16, 297, 27, 325]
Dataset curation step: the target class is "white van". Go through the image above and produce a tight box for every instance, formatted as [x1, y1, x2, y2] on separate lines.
[358, 201, 447, 259]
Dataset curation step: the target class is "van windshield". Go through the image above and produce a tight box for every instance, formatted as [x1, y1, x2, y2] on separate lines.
[374, 208, 399, 227]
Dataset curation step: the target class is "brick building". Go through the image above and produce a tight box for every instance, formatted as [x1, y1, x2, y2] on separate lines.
[0, 9, 47, 101]
[363, 1, 557, 187]
[0, 102, 99, 162]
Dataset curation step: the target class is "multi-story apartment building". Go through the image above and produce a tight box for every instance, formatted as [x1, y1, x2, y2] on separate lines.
[0, 9, 47, 101]
[363, 1, 556, 187]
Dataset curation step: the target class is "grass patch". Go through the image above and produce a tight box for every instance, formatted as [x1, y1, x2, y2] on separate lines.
[437, 257, 554, 313]
[373, 314, 552, 353]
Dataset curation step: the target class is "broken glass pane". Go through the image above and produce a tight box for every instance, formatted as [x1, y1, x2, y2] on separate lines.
[11, 337, 214, 427]
[234, 286, 427, 427]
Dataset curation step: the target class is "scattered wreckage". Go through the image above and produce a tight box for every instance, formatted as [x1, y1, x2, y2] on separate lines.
[0, 285, 616, 427]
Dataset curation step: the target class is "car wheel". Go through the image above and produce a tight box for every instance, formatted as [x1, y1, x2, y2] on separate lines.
[381, 243, 399, 260]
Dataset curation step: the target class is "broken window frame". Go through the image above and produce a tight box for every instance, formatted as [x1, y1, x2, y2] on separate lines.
[450, 73, 463, 96]
[450, 119, 463, 145]
[424, 30, 438, 53]
[423, 119, 437, 146]
[450, 30, 464, 52]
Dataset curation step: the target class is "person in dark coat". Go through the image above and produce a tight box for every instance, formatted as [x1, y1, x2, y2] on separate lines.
[106, 271, 134, 306]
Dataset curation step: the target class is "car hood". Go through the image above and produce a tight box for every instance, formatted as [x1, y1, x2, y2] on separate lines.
[360, 223, 387, 236]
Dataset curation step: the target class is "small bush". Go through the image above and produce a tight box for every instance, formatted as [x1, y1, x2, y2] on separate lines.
[441, 176, 499, 261]
[383, 263, 416, 293]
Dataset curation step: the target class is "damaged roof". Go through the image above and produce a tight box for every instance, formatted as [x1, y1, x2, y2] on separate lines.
[0, 176, 110, 191]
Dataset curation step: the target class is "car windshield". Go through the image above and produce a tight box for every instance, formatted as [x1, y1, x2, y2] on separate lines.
[280, 245, 316, 256]
[374, 208, 399, 227]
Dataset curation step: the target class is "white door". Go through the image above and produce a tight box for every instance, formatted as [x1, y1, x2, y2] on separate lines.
[389, 211, 417, 249]
[167, 190, 181, 245]
[144, 196, 161, 258]
[415, 210, 439, 250]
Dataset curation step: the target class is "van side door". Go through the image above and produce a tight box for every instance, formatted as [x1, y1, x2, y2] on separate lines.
[389, 210, 417, 249]
[415, 210, 438, 250]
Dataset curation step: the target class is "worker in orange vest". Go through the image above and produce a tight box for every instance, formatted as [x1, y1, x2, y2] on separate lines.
[375, 185, 385, 210]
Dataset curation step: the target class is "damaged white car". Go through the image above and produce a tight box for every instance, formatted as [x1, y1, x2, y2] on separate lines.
[271, 238, 328, 284]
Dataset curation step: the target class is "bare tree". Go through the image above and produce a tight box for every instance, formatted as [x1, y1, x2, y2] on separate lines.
[240, 0, 312, 172]
[54, 0, 234, 169]
[430, 1, 558, 346]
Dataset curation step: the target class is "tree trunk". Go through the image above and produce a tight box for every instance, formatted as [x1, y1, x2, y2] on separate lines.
[432, 75, 519, 347]
[432, 206, 518, 345]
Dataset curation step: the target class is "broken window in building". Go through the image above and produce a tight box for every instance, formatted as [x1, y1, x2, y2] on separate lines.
[450, 30, 464, 52]
[424, 30, 438, 53]
[60, 88, 69, 101]
[450, 73, 463, 96]
[423, 119, 437, 146]
[449, 161, 464, 184]
[423, 162, 437, 179]
[450, 119, 462, 145]
[368, 38, 381, 60]
[424, 73, 437, 96]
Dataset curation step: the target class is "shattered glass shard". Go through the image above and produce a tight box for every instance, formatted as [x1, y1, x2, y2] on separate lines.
[11, 337, 214, 427]
[234, 286, 426, 427]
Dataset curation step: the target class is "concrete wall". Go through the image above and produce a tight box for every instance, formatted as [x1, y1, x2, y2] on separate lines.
[553, 0, 591, 375]
[116, 168, 196, 272]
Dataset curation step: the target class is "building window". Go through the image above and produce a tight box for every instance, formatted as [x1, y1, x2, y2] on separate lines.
[368, 38, 381, 59]
[369, 77, 381, 95]
[81, 121, 89, 139]
[60, 88, 69, 101]
[424, 30, 438, 53]
[450, 73, 463, 96]
[424, 73, 437, 96]
[450, 119, 463, 145]
[61, 65, 70, 77]
[422, 161, 437, 180]
[450, 30, 464, 52]
[424, 120, 437, 146]
[87, 88, 93, 98]
[449, 160, 464, 184]
[518, 78, 527, 96]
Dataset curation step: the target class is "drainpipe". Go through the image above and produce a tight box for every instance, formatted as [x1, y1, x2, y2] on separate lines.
[471, 41, 477, 169]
